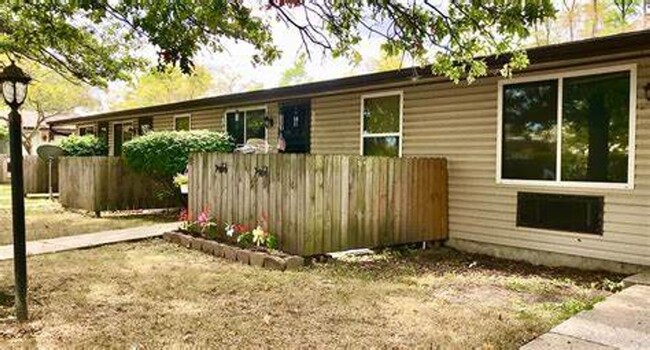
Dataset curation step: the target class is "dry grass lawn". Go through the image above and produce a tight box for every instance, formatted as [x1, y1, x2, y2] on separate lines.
[0, 240, 621, 349]
[0, 184, 176, 244]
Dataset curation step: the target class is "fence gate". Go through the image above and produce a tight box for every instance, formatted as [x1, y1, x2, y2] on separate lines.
[188, 153, 448, 256]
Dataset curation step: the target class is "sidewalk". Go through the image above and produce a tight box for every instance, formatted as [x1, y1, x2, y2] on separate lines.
[521, 273, 650, 350]
[0, 222, 178, 261]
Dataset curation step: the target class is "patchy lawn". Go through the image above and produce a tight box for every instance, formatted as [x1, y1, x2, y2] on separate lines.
[0, 240, 621, 349]
[0, 184, 176, 244]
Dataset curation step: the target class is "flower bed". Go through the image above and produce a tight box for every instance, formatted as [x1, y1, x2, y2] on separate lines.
[163, 209, 305, 271]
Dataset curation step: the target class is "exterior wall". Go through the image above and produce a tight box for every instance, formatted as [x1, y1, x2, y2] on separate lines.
[107, 104, 281, 155]
[310, 55, 650, 267]
[65, 49, 650, 268]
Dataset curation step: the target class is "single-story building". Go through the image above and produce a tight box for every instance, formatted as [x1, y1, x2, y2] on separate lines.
[52, 30, 650, 273]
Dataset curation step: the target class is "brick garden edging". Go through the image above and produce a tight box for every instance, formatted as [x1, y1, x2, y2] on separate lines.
[163, 231, 305, 271]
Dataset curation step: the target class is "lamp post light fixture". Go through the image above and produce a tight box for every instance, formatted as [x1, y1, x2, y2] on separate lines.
[0, 61, 31, 322]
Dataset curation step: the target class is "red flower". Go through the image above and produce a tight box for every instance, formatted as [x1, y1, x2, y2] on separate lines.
[179, 208, 189, 222]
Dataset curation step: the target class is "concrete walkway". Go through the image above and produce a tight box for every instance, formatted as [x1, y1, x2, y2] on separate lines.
[522, 272, 650, 350]
[0, 222, 179, 261]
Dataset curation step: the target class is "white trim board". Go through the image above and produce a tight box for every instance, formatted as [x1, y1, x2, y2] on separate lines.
[495, 63, 637, 190]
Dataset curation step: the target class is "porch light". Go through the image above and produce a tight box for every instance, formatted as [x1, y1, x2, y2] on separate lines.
[0, 61, 32, 109]
[644, 83, 650, 101]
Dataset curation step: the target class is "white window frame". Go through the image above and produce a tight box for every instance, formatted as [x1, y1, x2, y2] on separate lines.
[173, 113, 192, 131]
[360, 90, 404, 157]
[496, 63, 637, 190]
[223, 105, 268, 144]
[78, 123, 96, 136]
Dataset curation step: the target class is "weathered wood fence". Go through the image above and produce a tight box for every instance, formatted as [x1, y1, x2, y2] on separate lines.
[59, 157, 176, 213]
[0, 155, 58, 193]
[188, 153, 448, 256]
[24, 156, 59, 194]
[0, 155, 8, 184]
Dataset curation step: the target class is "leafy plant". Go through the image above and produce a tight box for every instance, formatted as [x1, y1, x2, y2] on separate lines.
[173, 173, 188, 187]
[123, 130, 233, 181]
[57, 134, 108, 156]
[236, 231, 254, 248]
[122, 130, 233, 203]
[0, 124, 8, 141]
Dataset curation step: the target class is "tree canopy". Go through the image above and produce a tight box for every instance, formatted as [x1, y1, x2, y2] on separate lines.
[0, 61, 97, 154]
[279, 54, 311, 87]
[1, 1, 562, 86]
[1, 1, 278, 86]
[112, 66, 214, 110]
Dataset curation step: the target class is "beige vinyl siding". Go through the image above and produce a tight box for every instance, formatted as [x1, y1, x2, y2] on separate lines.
[153, 114, 173, 131]
[311, 55, 650, 267]
[152, 108, 224, 132]
[311, 94, 361, 154]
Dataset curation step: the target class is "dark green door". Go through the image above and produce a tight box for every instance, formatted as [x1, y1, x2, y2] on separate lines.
[113, 123, 123, 156]
[280, 100, 311, 153]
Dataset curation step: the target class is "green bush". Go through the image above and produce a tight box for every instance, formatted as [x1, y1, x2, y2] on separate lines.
[58, 134, 108, 156]
[122, 130, 234, 181]
[0, 124, 8, 141]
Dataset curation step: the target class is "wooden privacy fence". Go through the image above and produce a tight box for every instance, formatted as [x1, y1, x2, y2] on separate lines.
[23, 155, 59, 194]
[188, 153, 448, 256]
[0, 155, 59, 193]
[59, 157, 176, 213]
[0, 155, 8, 184]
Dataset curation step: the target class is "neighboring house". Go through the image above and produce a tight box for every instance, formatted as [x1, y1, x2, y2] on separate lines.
[0, 111, 74, 183]
[0, 111, 75, 156]
[52, 30, 650, 271]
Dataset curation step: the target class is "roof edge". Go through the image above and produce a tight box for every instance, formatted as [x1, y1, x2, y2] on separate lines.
[51, 29, 650, 126]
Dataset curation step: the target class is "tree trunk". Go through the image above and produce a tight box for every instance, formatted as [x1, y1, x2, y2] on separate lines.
[587, 92, 609, 181]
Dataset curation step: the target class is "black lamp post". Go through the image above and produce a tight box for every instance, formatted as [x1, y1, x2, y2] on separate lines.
[0, 61, 31, 322]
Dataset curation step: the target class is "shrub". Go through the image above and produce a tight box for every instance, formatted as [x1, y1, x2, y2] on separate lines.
[57, 134, 108, 156]
[123, 130, 234, 181]
[0, 124, 8, 141]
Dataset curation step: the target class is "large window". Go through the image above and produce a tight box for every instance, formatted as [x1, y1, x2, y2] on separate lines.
[361, 92, 402, 157]
[225, 107, 266, 145]
[498, 66, 635, 188]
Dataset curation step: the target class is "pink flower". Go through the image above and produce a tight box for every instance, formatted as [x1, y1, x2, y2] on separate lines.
[197, 211, 209, 226]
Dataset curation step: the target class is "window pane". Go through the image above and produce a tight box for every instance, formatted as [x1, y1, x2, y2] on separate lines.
[79, 127, 95, 136]
[175, 116, 190, 131]
[246, 109, 266, 140]
[363, 95, 400, 134]
[502, 80, 558, 180]
[562, 72, 630, 183]
[363, 136, 400, 157]
[226, 112, 244, 145]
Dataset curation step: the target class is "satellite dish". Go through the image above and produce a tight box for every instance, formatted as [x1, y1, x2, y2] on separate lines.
[36, 144, 65, 200]
[37, 144, 65, 161]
